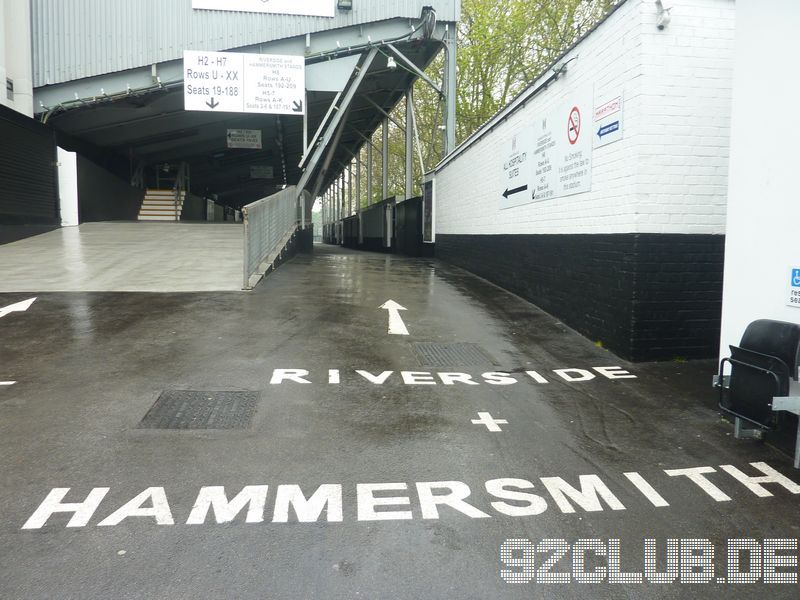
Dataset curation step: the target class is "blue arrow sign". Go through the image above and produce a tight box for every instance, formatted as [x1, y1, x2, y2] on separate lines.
[597, 121, 620, 139]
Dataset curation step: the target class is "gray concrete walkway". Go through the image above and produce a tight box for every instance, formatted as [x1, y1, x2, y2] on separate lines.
[0, 222, 243, 292]
[1, 245, 799, 599]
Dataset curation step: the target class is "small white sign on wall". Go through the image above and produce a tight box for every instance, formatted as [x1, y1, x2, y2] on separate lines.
[593, 93, 623, 148]
[788, 267, 800, 308]
[192, 0, 334, 18]
[500, 127, 533, 209]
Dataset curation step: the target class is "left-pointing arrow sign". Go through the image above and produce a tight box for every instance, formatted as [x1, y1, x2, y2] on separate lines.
[380, 300, 409, 336]
[0, 297, 36, 319]
[502, 184, 528, 199]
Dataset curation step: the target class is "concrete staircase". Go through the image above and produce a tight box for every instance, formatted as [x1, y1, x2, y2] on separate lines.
[138, 189, 185, 221]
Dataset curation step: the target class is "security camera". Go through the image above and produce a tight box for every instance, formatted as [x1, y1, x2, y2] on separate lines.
[655, 0, 672, 30]
[386, 56, 398, 70]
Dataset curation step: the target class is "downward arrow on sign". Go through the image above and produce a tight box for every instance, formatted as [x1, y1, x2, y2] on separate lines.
[380, 300, 409, 336]
[0, 297, 36, 319]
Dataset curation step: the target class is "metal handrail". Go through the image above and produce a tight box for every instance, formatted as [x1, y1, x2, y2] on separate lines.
[242, 186, 299, 289]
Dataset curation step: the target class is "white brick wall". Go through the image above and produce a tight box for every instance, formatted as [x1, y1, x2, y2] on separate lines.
[434, 0, 735, 236]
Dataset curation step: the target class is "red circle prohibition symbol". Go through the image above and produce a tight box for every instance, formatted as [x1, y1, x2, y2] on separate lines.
[567, 106, 581, 145]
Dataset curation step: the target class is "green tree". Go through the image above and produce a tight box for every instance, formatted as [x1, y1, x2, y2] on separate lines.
[359, 0, 619, 205]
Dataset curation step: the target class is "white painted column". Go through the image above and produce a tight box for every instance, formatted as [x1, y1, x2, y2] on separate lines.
[382, 119, 389, 201]
[719, 0, 800, 396]
[347, 162, 353, 217]
[57, 148, 79, 227]
[405, 88, 414, 201]
[356, 152, 363, 244]
[1, 0, 34, 117]
[367, 141, 373, 206]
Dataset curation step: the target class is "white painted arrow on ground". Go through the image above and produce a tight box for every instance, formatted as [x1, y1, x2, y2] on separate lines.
[0, 297, 36, 319]
[380, 300, 409, 336]
[0, 382, 16, 386]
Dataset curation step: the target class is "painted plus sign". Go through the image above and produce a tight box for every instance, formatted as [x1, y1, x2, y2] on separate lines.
[471, 412, 508, 432]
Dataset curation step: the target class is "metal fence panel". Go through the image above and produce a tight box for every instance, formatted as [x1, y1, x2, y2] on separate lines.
[242, 186, 298, 289]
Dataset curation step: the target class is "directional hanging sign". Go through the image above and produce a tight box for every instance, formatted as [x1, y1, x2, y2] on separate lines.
[243, 53, 305, 115]
[184, 51, 305, 115]
[227, 129, 262, 149]
[184, 51, 244, 113]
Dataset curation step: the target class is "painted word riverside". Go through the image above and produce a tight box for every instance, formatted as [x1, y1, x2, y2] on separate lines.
[268, 366, 637, 386]
[21, 462, 799, 529]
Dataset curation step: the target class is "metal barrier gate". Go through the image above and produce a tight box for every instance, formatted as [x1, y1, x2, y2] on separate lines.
[242, 186, 299, 290]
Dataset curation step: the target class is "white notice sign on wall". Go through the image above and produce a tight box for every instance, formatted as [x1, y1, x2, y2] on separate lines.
[192, 0, 334, 18]
[501, 89, 593, 209]
[788, 267, 800, 308]
[500, 127, 533, 209]
[594, 93, 623, 148]
[184, 51, 305, 116]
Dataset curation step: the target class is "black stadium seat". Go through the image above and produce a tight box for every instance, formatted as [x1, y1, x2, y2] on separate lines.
[719, 319, 800, 429]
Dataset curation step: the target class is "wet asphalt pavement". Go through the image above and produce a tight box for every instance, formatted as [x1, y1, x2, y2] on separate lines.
[1, 245, 799, 599]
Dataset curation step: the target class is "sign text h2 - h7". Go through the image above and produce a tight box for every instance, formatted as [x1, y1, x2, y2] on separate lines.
[183, 50, 305, 115]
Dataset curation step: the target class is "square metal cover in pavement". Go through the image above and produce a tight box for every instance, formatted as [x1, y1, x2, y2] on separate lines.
[138, 390, 259, 430]
[412, 342, 495, 367]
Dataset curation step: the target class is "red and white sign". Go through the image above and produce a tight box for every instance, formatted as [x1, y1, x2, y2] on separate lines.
[594, 96, 622, 121]
[567, 107, 581, 145]
[593, 91, 624, 148]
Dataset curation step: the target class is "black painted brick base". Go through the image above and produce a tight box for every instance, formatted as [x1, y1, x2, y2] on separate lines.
[435, 233, 725, 362]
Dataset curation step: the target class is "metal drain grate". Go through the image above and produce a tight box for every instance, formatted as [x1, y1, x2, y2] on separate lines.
[138, 391, 258, 430]
[412, 342, 494, 367]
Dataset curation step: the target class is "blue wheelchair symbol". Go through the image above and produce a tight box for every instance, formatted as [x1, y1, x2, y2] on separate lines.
[793, 269, 800, 288]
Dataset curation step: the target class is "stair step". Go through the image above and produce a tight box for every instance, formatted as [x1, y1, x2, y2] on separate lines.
[141, 201, 184, 208]
[138, 214, 181, 221]
[145, 189, 185, 195]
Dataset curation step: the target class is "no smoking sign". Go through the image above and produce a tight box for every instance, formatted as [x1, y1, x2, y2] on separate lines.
[567, 106, 581, 145]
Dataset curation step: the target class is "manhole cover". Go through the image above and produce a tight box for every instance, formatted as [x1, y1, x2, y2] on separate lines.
[138, 390, 258, 430]
[412, 342, 494, 367]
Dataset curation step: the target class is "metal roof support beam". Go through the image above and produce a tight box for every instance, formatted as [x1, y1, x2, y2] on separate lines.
[348, 162, 353, 217]
[443, 22, 457, 155]
[382, 118, 389, 201]
[405, 87, 414, 201]
[367, 136, 373, 206]
[363, 95, 405, 132]
[356, 151, 363, 244]
[352, 129, 381, 153]
[301, 90, 342, 168]
[385, 43, 443, 97]
[297, 47, 378, 200]
[409, 88, 426, 174]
